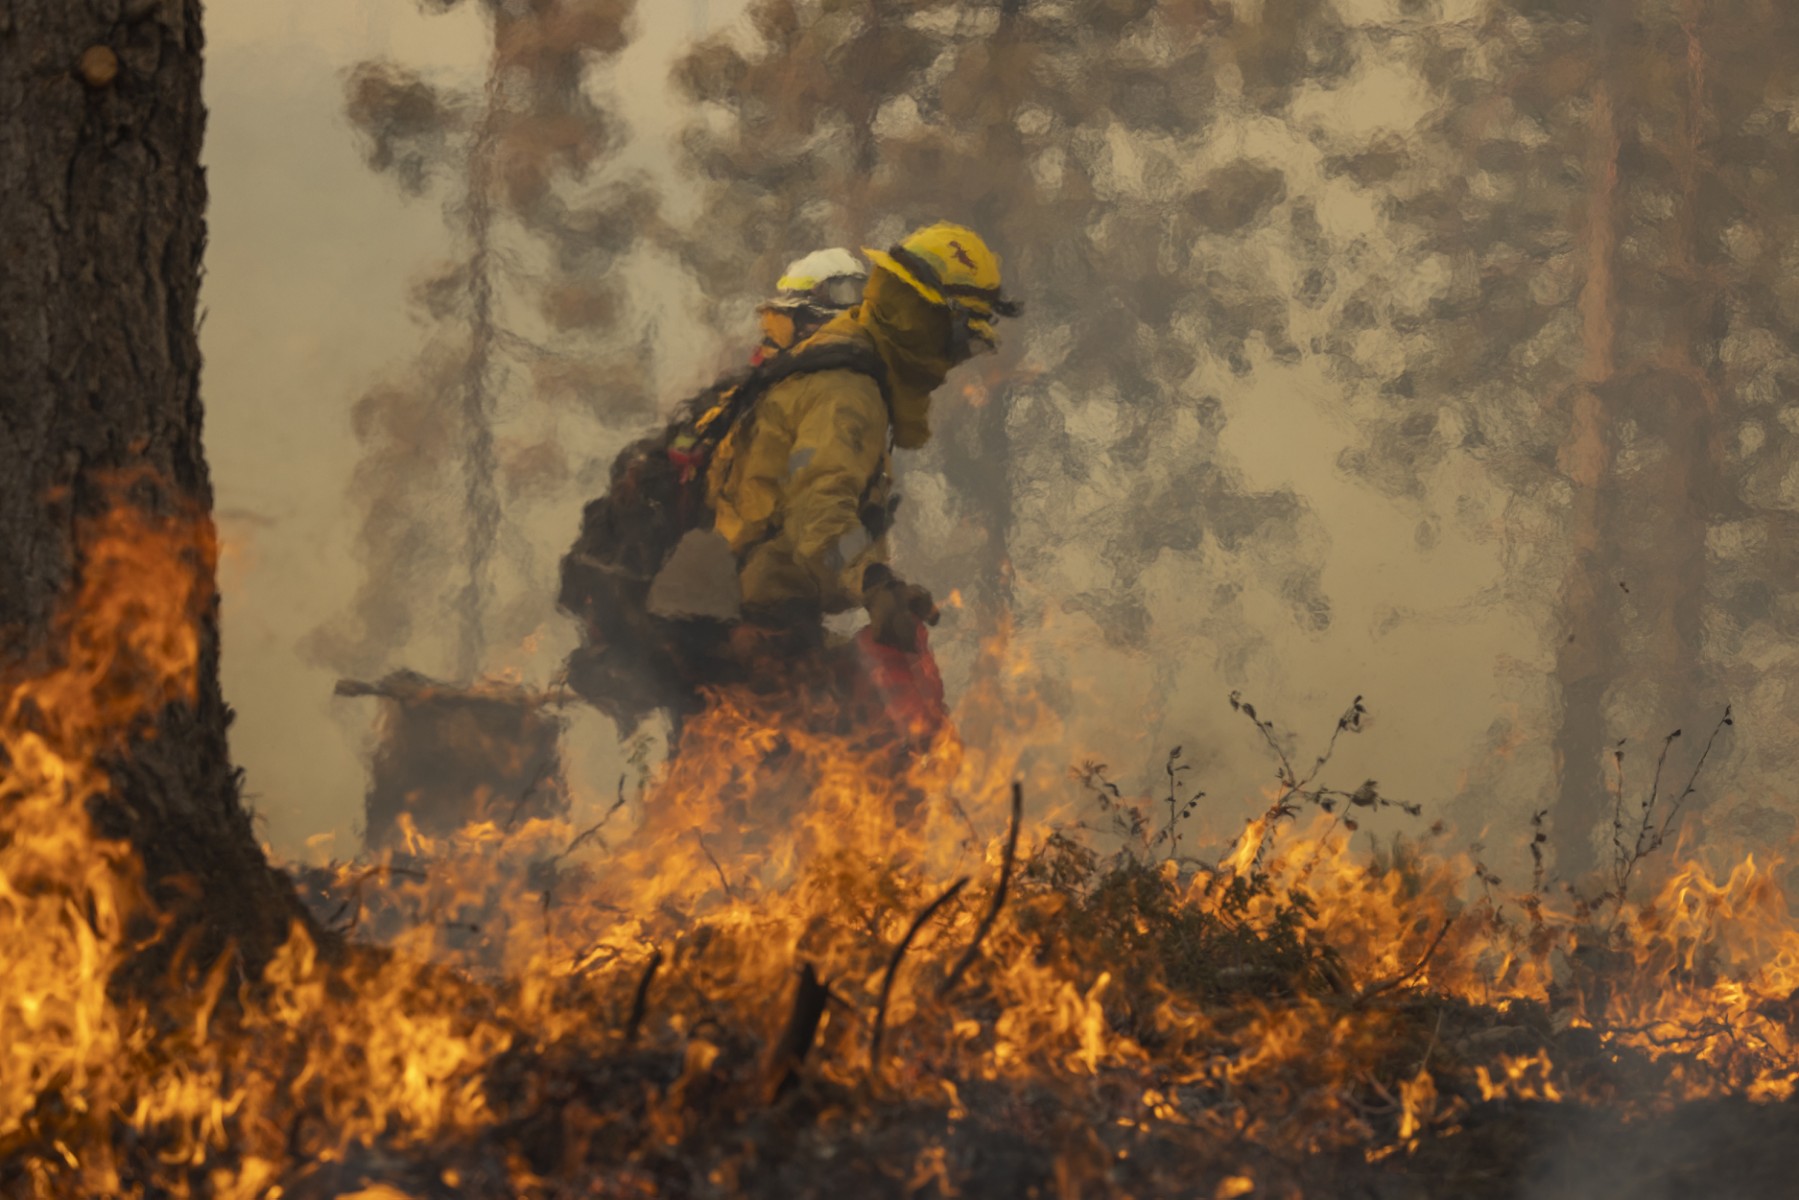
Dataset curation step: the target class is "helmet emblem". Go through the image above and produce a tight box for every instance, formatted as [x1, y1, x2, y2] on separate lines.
[947, 240, 976, 270]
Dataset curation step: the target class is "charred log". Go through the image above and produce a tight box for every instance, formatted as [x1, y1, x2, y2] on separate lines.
[336, 670, 569, 848]
[762, 961, 830, 1104]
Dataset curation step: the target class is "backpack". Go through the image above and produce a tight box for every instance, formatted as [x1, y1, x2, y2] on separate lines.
[556, 339, 891, 732]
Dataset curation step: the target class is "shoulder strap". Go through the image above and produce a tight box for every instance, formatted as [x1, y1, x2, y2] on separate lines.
[760, 339, 890, 395]
[692, 338, 890, 451]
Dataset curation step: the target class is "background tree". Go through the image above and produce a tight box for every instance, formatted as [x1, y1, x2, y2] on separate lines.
[1674, 0, 1799, 850]
[1323, 1, 1642, 875]
[1322, 0, 1777, 874]
[0, 1, 303, 968]
[313, 0, 654, 683]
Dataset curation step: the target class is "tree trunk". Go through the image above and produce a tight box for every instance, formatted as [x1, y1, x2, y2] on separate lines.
[1597, 0, 1725, 857]
[0, 0, 304, 972]
[453, 16, 504, 682]
[1547, 3, 1623, 881]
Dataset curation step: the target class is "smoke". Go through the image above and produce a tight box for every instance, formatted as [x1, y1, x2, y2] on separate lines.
[671, 4, 1331, 627]
[308, 0, 655, 685]
[278, 0, 1799, 885]
[301, 347, 470, 675]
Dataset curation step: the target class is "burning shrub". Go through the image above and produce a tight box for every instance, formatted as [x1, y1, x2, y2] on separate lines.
[4, 508, 1799, 1198]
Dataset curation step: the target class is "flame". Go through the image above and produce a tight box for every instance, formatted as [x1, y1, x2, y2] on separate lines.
[1216, 1176, 1255, 1199]
[7, 498, 1799, 1192]
[1, 499, 213, 1191]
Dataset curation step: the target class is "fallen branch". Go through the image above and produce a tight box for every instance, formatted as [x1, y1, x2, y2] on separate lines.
[763, 961, 830, 1103]
[939, 783, 1023, 997]
[624, 948, 663, 1045]
[869, 877, 969, 1084]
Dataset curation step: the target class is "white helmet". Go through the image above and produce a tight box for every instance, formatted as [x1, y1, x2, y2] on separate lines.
[764, 247, 868, 313]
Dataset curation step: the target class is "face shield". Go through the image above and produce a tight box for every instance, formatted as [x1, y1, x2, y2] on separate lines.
[755, 271, 869, 352]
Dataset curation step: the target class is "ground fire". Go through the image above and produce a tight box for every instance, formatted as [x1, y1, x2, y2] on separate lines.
[3, 497, 1798, 1198]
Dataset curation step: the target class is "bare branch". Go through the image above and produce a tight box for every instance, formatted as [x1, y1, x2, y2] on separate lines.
[1651, 706, 1734, 852]
[1354, 915, 1456, 1006]
[624, 947, 663, 1045]
[869, 877, 969, 1084]
[939, 784, 1023, 997]
[694, 827, 734, 899]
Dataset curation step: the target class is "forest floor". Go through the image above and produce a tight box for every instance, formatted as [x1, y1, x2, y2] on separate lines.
[270, 769, 1799, 1200]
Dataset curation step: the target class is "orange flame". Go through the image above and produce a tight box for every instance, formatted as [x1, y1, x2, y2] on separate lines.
[6, 499, 1799, 1193]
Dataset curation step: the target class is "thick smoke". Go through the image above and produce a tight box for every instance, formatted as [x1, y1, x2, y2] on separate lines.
[653, 0, 1795, 878]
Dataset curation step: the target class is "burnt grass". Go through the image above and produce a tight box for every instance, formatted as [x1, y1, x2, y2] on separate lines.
[258, 839, 1799, 1200]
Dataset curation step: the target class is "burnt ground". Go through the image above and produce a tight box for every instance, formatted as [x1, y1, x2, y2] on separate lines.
[268, 853, 1799, 1200]
[1341, 1097, 1799, 1200]
[264, 1023, 1799, 1200]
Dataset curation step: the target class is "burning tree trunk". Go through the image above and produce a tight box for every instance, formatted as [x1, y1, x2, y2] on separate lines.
[0, 2, 304, 970]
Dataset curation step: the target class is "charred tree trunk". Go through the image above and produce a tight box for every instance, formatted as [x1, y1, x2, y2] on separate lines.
[0, 1, 305, 971]
[1547, 2, 1623, 880]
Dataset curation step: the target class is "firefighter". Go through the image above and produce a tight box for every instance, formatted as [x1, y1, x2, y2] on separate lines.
[560, 226, 1017, 748]
[752, 247, 868, 364]
[667, 249, 865, 481]
[559, 249, 868, 734]
[703, 221, 1021, 672]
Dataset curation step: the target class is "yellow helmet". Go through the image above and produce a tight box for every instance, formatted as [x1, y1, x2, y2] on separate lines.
[865, 222, 1021, 352]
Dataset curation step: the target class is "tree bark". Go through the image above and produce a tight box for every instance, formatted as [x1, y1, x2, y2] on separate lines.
[0, 0, 305, 972]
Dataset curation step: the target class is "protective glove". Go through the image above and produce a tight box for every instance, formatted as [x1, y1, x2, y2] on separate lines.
[862, 565, 939, 653]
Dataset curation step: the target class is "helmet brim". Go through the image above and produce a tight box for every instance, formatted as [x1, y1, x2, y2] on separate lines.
[864, 248, 946, 307]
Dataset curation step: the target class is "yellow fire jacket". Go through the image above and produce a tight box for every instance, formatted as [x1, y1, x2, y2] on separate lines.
[706, 267, 956, 618]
